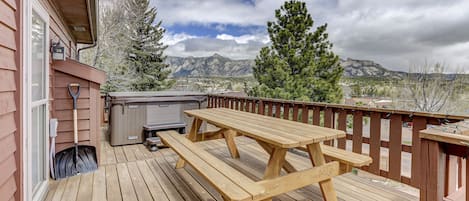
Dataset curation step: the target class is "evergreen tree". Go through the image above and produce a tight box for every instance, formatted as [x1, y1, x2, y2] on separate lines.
[252, 0, 343, 102]
[125, 0, 174, 91]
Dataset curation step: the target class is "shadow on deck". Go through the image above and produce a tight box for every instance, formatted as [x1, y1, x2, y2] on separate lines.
[44, 136, 419, 201]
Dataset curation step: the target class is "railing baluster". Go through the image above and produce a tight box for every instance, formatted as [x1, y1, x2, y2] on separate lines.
[369, 112, 382, 175]
[352, 111, 363, 154]
[445, 155, 458, 196]
[243, 99, 249, 112]
[292, 104, 299, 121]
[208, 95, 212, 108]
[267, 102, 273, 117]
[302, 105, 309, 123]
[324, 107, 334, 145]
[337, 109, 347, 149]
[275, 103, 281, 118]
[458, 157, 462, 188]
[283, 104, 290, 120]
[312, 107, 320, 126]
[234, 98, 239, 110]
[258, 100, 264, 115]
[411, 116, 427, 187]
[239, 99, 244, 111]
[251, 100, 256, 113]
[389, 114, 403, 181]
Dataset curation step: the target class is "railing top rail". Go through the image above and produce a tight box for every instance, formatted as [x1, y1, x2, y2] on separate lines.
[420, 120, 469, 146]
[208, 94, 469, 120]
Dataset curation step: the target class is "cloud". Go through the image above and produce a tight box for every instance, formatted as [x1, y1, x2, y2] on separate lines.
[165, 37, 268, 59]
[162, 32, 199, 46]
[154, 0, 283, 26]
[216, 33, 269, 44]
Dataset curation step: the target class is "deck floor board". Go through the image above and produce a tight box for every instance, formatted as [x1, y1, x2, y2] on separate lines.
[47, 136, 419, 201]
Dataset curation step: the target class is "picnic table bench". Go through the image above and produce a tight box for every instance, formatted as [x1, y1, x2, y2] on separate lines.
[158, 108, 372, 201]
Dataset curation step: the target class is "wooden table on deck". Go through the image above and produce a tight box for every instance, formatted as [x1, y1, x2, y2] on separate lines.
[181, 108, 346, 200]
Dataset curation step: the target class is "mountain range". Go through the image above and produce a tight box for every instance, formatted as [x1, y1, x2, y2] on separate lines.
[165, 54, 407, 79]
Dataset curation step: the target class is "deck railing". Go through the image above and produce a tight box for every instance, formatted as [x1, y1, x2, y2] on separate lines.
[207, 94, 469, 195]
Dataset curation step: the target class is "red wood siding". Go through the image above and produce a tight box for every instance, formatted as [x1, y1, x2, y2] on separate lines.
[0, 0, 18, 200]
[52, 72, 93, 153]
[51, 71, 101, 164]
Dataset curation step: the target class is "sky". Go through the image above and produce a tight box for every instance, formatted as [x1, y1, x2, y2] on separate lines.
[151, 0, 469, 72]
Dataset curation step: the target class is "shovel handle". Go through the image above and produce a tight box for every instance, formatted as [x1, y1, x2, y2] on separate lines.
[73, 109, 78, 144]
[68, 83, 80, 144]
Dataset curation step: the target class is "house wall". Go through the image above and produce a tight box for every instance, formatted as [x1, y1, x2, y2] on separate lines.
[0, 0, 88, 200]
[0, 0, 19, 200]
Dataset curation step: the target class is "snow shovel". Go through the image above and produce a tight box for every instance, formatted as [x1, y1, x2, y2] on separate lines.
[54, 83, 98, 179]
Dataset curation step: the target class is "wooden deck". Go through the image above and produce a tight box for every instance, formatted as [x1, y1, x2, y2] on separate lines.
[44, 136, 419, 201]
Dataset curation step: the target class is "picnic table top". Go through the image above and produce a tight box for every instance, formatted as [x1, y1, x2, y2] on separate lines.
[185, 108, 346, 148]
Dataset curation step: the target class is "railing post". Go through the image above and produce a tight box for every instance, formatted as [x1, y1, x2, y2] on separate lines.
[337, 109, 347, 150]
[324, 107, 334, 145]
[420, 138, 445, 201]
[389, 114, 403, 181]
[302, 105, 309, 123]
[275, 103, 281, 118]
[411, 116, 427, 187]
[352, 111, 363, 154]
[258, 100, 264, 115]
[292, 104, 299, 121]
[283, 103, 290, 120]
[369, 112, 382, 175]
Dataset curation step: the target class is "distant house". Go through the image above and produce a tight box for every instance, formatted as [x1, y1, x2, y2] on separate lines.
[0, 1, 104, 201]
[345, 97, 393, 108]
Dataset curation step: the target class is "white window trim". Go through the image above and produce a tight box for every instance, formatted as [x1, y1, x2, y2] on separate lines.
[23, 1, 50, 201]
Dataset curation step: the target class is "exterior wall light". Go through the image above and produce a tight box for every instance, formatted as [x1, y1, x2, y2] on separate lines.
[51, 41, 66, 61]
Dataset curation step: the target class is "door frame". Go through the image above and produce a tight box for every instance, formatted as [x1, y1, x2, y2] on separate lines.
[22, 0, 50, 201]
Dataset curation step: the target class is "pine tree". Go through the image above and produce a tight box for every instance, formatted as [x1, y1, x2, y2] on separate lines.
[125, 0, 174, 91]
[252, 0, 343, 103]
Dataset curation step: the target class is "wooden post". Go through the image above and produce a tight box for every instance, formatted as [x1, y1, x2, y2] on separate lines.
[275, 103, 281, 118]
[258, 100, 264, 115]
[411, 116, 427, 188]
[389, 114, 402, 181]
[302, 105, 309, 123]
[337, 110, 347, 150]
[283, 104, 290, 120]
[369, 112, 381, 175]
[267, 102, 273, 117]
[420, 139, 445, 201]
[324, 108, 334, 146]
[352, 111, 363, 154]
[312, 107, 320, 126]
[292, 104, 299, 121]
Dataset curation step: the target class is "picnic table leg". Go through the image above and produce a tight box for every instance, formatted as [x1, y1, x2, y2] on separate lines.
[307, 143, 338, 201]
[223, 129, 240, 158]
[261, 146, 288, 201]
[176, 118, 203, 169]
[257, 140, 297, 173]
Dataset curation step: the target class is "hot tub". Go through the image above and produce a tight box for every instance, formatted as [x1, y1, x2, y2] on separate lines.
[107, 91, 207, 146]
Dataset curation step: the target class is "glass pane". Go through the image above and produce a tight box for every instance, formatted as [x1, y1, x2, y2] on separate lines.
[32, 11, 46, 101]
[32, 105, 46, 193]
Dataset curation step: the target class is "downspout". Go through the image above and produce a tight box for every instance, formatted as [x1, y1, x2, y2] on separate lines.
[77, 0, 98, 61]
[77, 43, 96, 62]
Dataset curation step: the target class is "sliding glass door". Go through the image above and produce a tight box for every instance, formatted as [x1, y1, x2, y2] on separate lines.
[25, 1, 50, 201]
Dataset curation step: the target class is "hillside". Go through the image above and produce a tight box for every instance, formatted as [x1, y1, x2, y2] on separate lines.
[165, 54, 406, 79]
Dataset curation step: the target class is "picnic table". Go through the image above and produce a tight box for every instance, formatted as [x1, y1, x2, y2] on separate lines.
[159, 108, 371, 201]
